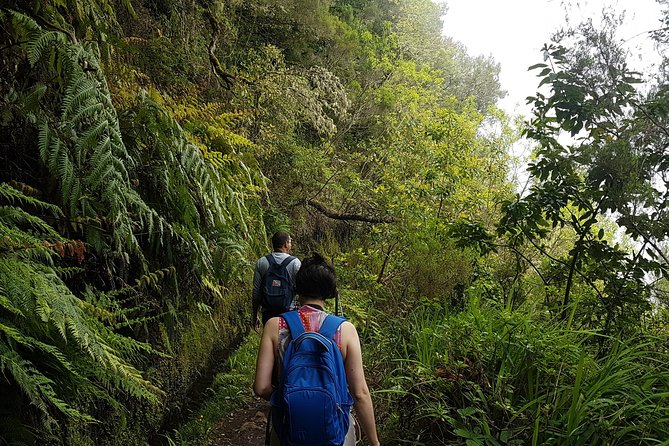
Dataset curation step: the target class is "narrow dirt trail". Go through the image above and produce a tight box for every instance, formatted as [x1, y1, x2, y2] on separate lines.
[204, 397, 270, 446]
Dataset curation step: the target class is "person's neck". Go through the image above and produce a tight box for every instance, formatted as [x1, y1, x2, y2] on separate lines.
[274, 247, 289, 254]
[301, 298, 326, 309]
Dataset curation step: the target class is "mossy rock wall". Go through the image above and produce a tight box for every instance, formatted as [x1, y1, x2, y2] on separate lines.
[65, 284, 249, 446]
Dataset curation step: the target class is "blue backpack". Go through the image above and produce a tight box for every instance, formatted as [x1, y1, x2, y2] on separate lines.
[262, 255, 296, 312]
[271, 311, 353, 446]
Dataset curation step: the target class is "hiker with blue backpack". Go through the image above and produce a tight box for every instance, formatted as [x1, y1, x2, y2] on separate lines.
[254, 252, 381, 446]
[252, 231, 302, 331]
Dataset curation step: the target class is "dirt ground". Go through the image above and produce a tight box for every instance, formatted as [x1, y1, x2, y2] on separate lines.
[205, 398, 271, 446]
[203, 398, 367, 446]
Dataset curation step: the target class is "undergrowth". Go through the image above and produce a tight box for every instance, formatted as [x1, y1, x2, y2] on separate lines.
[375, 297, 669, 445]
[172, 332, 261, 445]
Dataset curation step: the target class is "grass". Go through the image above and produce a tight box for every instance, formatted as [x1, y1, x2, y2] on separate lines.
[169, 332, 260, 445]
[378, 300, 669, 445]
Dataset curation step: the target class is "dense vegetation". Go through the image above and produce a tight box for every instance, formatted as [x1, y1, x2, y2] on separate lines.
[2, 0, 669, 445]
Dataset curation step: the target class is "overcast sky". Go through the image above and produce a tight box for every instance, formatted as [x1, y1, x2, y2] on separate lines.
[441, 0, 664, 116]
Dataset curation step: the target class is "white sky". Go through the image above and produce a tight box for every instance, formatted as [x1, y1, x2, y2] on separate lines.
[441, 0, 664, 116]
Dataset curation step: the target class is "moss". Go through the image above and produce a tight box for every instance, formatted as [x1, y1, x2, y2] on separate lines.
[65, 283, 250, 445]
[175, 331, 261, 445]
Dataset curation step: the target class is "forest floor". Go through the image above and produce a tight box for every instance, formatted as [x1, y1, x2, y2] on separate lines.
[204, 397, 269, 446]
[173, 332, 265, 446]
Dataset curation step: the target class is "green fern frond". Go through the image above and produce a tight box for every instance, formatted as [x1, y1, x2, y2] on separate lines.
[70, 102, 105, 126]
[0, 258, 162, 399]
[0, 175, 164, 426]
[38, 123, 51, 165]
[52, 266, 85, 280]
[19, 84, 47, 115]
[0, 292, 24, 317]
[0, 206, 65, 242]
[62, 78, 98, 120]
[8, 10, 41, 42]
[74, 120, 107, 163]
[0, 340, 91, 422]
[88, 139, 116, 187]
[0, 183, 63, 217]
[26, 31, 66, 66]
[13, 15, 163, 272]
[0, 322, 79, 377]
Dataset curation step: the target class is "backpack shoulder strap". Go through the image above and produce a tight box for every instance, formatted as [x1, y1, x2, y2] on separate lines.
[279, 255, 296, 267]
[265, 254, 277, 265]
[318, 314, 346, 338]
[282, 311, 305, 337]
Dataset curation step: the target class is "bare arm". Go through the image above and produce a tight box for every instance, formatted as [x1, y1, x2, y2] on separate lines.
[342, 322, 380, 446]
[253, 318, 278, 400]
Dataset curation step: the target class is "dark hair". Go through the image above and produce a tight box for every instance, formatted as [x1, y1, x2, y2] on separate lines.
[272, 231, 291, 251]
[295, 252, 337, 300]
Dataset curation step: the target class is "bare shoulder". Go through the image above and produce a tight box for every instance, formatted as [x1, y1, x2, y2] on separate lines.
[263, 317, 281, 341]
[340, 320, 359, 340]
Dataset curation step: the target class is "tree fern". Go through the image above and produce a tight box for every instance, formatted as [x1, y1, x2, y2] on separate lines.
[121, 93, 265, 278]
[0, 183, 62, 216]
[2, 7, 265, 442]
[111, 88, 266, 286]
[0, 340, 91, 422]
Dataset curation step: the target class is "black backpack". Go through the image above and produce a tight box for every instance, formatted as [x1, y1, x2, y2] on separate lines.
[261, 255, 296, 312]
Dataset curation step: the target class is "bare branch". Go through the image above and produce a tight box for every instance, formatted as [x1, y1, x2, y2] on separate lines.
[305, 200, 397, 224]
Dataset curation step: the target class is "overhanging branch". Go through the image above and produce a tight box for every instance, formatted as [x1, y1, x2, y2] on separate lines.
[306, 200, 396, 224]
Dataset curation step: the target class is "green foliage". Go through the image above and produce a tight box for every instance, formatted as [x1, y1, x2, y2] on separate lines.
[7, 9, 163, 275]
[495, 18, 666, 332]
[380, 301, 669, 445]
[175, 333, 261, 445]
[120, 91, 264, 280]
[1, 4, 265, 444]
[0, 184, 161, 440]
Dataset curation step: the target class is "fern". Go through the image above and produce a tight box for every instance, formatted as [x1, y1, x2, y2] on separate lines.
[27, 31, 67, 66]
[11, 10, 170, 275]
[0, 189, 162, 437]
[0, 255, 162, 418]
[0, 340, 92, 422]
[0, 183, 63, 216]
[0, 320, 79, 377]
[126, 93, 265, 255]
[62, 77, 99, 120]
[18, 84, 47, 116]
[2, 8, 264, 442]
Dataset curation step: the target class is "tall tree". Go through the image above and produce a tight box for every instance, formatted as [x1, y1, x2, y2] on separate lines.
[494, 12, 669, 333]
